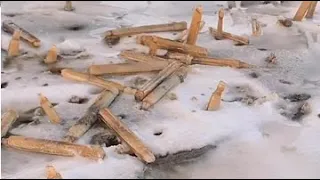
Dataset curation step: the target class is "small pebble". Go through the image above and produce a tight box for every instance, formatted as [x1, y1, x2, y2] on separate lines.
[241, 96, 258, 106]
[48, 67, 63, 75]
[42, 83, 49, 86]
[90, 132, 120, 147]
[167, 93, 178, 100]
[279, 79, 292, 85]
[133, 77, 148, 87]
[68, 96, 88, 104]
[279, 19, 292, 27]
[292, 102, 311, 121]
[265, 53, 276, 64]
[191, 96, 198, 101]
[15, 77, 21, 80]
[117, 114, 126, 119]
[34, 108, 45, 116]
[249, 72, 259, 78]
[30, 117, 41, 125]
[104, 36, 120, 46]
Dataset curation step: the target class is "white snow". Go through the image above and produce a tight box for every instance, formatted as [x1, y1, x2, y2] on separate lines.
[2, 1, 320, 179]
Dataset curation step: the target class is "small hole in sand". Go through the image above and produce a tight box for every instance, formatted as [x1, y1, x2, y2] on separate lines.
[153, 131, 162, 136]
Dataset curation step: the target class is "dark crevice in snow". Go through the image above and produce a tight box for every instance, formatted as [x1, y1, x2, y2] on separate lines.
[90, 131, 120, 147]
[153, 145, 217, 166]
[143, 145, 217, 178]
[1, 82, 9, 88]
[153, 131, 162, 136]
[64, 24, 86, 31]
[3, 13, 23, 17]
[279, 79, 293, 85]
[283, 93, 311, 102]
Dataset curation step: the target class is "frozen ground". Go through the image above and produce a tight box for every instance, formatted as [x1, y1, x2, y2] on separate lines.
[1, 1, 320, 179]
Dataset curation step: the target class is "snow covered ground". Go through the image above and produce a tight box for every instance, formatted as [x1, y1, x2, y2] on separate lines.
[1, 1, 320, 179]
